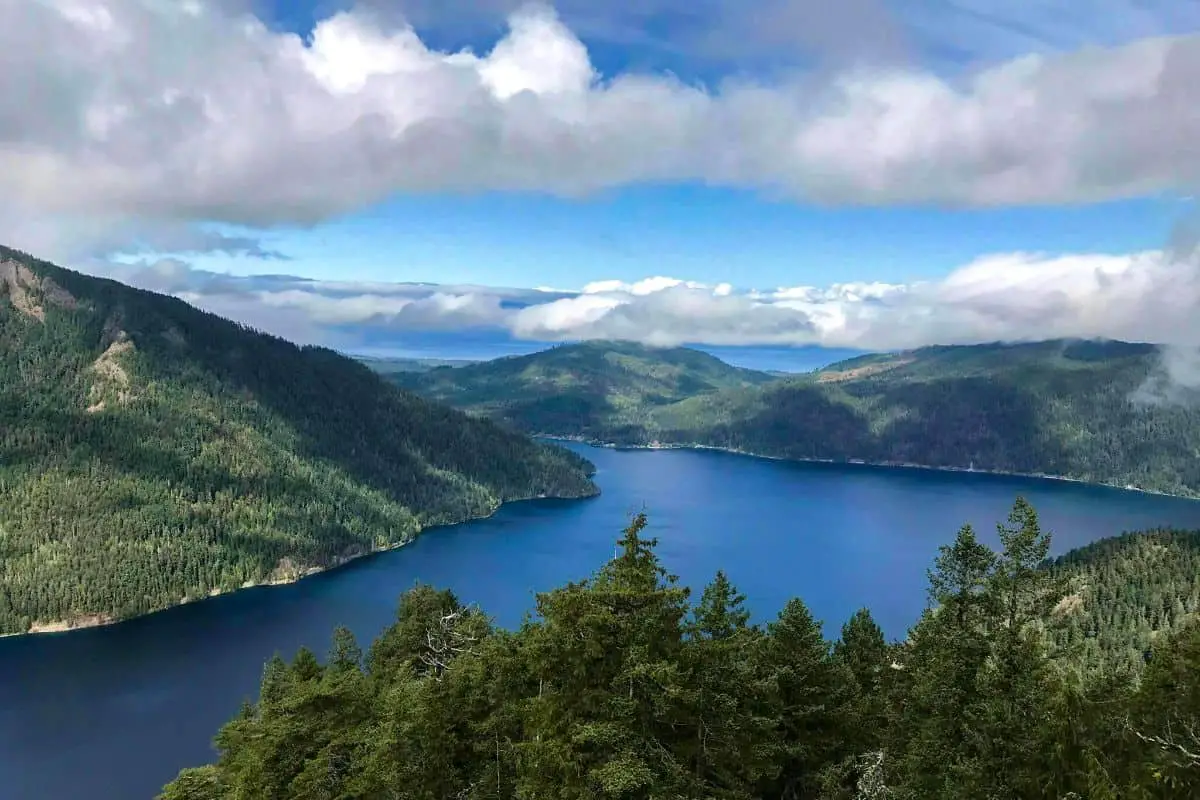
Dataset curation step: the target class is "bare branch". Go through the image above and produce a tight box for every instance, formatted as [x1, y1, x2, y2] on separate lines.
[419, 606, 482, 681]
[1130, 719, 1200, 770]
[854, 750, 892, 800]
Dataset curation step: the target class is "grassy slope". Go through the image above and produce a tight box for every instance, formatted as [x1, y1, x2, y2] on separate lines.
[0, 246, 596, 634]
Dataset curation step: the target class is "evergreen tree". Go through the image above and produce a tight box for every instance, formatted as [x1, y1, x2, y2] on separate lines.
[518, 512, 691, 799]
[893, 524, 997, 798]
[1130, 621, 1200, 795]
[965, 497, 1064, 798]
[827, 607, 891, 787]
[677, 570, 780, 798]
[155, 766, 226, 800]
[758, 597, 845, 800]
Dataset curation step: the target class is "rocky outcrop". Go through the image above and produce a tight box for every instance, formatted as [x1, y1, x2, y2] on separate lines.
[1, 258, 77, 321]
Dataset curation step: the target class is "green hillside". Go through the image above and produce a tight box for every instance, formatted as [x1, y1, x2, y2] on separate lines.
[162, 501, 1200, 800]
[0, 246, 596, 635]
[1047, 528, 1200, 676]
[394, 338, 1200, 498]
[387, 340, 776, 440]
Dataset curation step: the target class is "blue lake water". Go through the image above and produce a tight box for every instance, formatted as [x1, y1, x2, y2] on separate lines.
[4, 443, 1200, 799]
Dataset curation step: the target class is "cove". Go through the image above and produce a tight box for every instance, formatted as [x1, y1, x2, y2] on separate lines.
[5, 443, 1200, 800]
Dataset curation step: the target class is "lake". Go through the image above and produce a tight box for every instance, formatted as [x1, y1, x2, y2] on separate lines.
[4, 443, 1200, 799]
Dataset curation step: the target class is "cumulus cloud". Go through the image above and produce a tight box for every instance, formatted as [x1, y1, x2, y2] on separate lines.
[4, 0, 1200, 267]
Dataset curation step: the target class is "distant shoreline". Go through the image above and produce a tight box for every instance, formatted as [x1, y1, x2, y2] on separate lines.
[535, 434, 1197, 501]
[0, 488, 598, 640]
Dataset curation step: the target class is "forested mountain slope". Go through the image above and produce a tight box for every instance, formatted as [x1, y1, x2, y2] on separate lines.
[1047, 528, 1200, 676]
[0, 246, 596, 635]
[396, 338, 1200, 498]
[161, 501, 1200, 800]
[386, 340, 776, 440]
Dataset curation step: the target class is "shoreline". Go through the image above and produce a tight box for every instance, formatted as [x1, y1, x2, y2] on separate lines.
[0, 487, 599, 640]
[535, 434, 1195, 501]
[9, 437, 1193, 639]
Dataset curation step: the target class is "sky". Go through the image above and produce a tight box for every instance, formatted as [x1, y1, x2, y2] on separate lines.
[4, 0, 1200, 367]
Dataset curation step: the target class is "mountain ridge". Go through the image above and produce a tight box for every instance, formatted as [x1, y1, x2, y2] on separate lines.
[0, 245, 597, 635]
[387, 339, 777, 440]
[386, 338, 1200, 498]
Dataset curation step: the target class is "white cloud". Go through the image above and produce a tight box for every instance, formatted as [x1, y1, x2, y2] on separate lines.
[581, 277, 708, 295]
[3, 0, 1200, 269]
[107, 243, 1200, 357]
[504, 249, 1200, 351]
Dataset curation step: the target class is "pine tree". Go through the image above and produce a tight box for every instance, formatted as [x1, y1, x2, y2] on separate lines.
[1130, 621, 1200, 795]
[677, 570, 779, 798]
[517, 513, 691, 799]
[157, 503, 1200, 800]
[965, 497, 1064, 798]
[328, 626, 363, 673]
[259, 653, 290, 709]
[893, 524, 997, 799]
[827, 607, 891, 788]
[758, 597, 845, 800]
[833, 609, 888, 701]
[367, 583, 466, 679]
[154, 766, 226, 800]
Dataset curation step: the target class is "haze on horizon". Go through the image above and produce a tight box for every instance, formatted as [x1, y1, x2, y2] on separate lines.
[3, 0, 1200, 381]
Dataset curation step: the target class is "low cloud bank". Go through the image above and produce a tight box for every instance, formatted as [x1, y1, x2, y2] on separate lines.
[102, 247, 1199, 356]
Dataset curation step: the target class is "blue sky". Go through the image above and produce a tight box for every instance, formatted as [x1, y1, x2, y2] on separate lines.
[4, 0, 1200, 363]
[203, 190, 1186, 290]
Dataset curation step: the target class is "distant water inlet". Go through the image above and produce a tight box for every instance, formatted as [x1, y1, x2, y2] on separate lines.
[4, 443, 1200, 800]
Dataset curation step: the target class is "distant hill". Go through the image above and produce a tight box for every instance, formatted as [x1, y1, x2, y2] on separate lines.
[0, 246, 596, 635]
[355, 355, 480, 375]
[394, 338, 1200, 498]
[387, 340, 777, 441]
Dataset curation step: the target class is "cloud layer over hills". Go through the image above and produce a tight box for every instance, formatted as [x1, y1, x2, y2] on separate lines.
[108, 247, 1200, 354]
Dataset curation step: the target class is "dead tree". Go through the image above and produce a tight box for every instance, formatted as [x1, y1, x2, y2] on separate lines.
[420, 606, 482, 681]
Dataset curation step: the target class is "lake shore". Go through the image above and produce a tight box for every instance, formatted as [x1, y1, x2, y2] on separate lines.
[536, 434, 1196, 501]
[0, 486, 599, 640]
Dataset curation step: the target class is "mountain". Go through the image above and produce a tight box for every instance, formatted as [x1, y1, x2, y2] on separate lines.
[392, 338, 1200, 498]
[385, 340, 777, 440]
[160, 502, 1200, 799]
[0, 246, 596, 636]
[355, 355, 480, 375]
